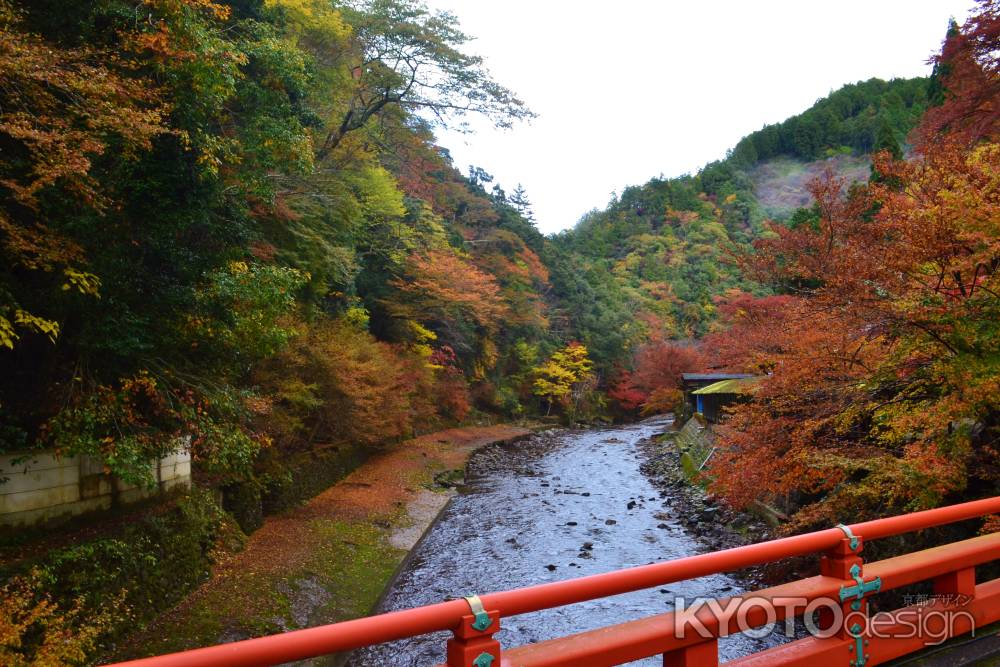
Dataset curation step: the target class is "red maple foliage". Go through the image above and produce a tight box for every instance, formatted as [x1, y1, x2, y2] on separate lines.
[702, 291, 799, 373]
[708, 3, 1000, 525]
[610, 341, 705, 413]
[918, 0, 1000, 148]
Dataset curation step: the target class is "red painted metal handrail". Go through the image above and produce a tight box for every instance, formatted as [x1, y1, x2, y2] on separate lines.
[106, 495, 1000, 667]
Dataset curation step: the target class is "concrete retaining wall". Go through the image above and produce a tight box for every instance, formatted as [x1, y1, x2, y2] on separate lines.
[0, 446, 191, 529]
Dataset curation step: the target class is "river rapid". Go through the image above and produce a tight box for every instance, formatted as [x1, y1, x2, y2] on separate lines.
[349, 416, 781, 666]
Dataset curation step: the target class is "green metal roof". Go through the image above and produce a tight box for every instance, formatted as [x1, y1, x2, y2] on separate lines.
[691, 377, 761, 395]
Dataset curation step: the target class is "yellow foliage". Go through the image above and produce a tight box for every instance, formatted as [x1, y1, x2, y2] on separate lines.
[532, 343, 594, 405]
[0, 570, 121, 667]
[61, 269, 101, 296]
[404, 320, 437, 359]
[265, 0, 351, 43]
[0, 315, 14, 349]
[9, 309, 60, 344]
[473, 337, 498, 379]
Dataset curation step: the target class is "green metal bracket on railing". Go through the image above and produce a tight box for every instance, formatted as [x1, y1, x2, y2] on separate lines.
[836, 523, 860, 551]
[847, 622, 869, 667]
[839, 563, 881, 611]
[472, 652, 494, 667]
[463, 595, 492, 631]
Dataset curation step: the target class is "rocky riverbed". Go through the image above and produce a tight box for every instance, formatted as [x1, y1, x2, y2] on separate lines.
[349, 415, 784, 666]
[638, 430, 773, 567]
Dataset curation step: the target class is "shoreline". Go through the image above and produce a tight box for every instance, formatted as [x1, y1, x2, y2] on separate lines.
[637, 424, 774, 587]
[109, 425, 532, 664]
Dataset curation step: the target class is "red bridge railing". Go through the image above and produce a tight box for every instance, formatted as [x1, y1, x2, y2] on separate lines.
[108, 496, 1000, 667]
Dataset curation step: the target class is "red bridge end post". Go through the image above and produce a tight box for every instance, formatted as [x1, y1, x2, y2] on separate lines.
[663, 637, 718, 667]
[446, 608, 501, 667]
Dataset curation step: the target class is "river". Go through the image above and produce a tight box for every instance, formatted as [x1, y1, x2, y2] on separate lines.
[349, 416, 781, 666]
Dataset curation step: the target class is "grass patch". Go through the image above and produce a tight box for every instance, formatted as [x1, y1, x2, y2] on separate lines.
[118, 517, 405, 659]
[310, 520, 405, 621]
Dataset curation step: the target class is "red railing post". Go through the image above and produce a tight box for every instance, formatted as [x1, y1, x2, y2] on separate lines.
[663, 638, 718, 667]
[933, 567, 976, 597]
[818, 532, 865, 636]
[819, 532, 863, 580]
[446, 605, 501, 667]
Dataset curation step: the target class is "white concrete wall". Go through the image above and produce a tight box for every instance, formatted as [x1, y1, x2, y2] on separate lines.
[0, 445, 191, 528]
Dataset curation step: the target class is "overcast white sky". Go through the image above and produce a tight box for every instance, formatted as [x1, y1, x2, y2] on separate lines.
[425, 1, 974, 234]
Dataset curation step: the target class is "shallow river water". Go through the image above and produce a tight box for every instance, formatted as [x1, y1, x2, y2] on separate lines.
[350, 416, 781, 666]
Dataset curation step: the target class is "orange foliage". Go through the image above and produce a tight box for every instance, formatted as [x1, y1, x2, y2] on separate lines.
[433, 369, 471, 422]
[254, 320, 439, 449]
[708, 306, 886, 517]
[128, 0, 233, 61]
[918, 0, 1000, 149]
[710, 5, 1000, 524]
[702, 291, 799, 373]
[640, 387, 684, 417]
[610, 341, 704, 413]
[0, 5, 167, 272]
[388, 249, 508, 334]
[0, 570, 121, 666]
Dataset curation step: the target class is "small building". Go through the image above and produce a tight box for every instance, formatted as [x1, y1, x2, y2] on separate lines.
[680, 373, 755, 416]
[690, 377, 760, 423]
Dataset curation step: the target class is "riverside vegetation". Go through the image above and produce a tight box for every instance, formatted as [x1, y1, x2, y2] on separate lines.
[1, 0, 999, 663]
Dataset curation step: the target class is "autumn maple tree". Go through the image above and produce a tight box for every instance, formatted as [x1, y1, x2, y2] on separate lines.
[609, 340, 704, 414]
[0, 0, 167, 348]
[709, 0, 1000, 526]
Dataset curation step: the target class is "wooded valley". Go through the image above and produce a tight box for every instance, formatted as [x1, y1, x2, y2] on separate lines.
[1, 0, 998, 663]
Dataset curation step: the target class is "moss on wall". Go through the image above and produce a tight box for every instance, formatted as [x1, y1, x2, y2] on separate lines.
[673, 416, 714, 475]
[218, 443, 369, 535]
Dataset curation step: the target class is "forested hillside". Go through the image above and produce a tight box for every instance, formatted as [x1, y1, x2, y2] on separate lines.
[3, 0, 993, 514]
[555, 76, 930, 346]
[2, 0, 999, 662]
[0, 0, 616, 488]
[700, 7, 1000, 529]
[0, 0, 969, 482]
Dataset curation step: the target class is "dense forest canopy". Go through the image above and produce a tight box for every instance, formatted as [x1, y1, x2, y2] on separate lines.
[0, 0, 579, 483]
[701, 4, 1000, 527]
[554, 76, 930, 345]
[2, 0, 1000, 663]
[0, 0, 996, 535]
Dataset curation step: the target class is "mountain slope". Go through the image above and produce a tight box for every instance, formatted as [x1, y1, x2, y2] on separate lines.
[554, 76, 931, 346]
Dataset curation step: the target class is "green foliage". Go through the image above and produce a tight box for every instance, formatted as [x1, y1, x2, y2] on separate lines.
[0, 488, 240, 665]
[189, 261, 306, 367]
[553, 77, 932, 360]
[727, 77, 928, 165]
[316, 0, 534, 156]
[0, 0, 552, 482]
[42, 374, 263, 485]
